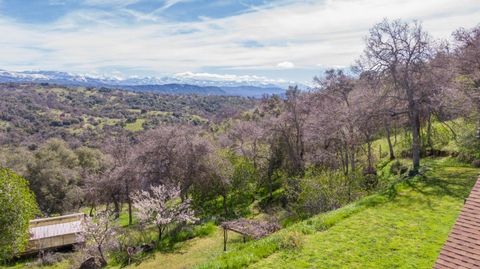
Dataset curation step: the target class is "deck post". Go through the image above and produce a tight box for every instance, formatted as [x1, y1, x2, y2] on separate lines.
[223, 228, 227, 251]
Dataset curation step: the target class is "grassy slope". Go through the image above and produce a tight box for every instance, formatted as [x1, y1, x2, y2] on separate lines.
[7, 157, 472, 269]
[123, 228, 241, 269]
[3, 157, 476, 269]
[195, 158, 478, 269]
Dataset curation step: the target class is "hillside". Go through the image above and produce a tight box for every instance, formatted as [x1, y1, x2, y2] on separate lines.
[2, 157, 473, 269]
[0, 83, 256, 146]
[191, 158, 478, 269]
[1, 15, 479, 269]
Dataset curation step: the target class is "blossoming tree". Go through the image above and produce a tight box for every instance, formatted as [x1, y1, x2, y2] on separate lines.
[78, 213, 118, 267]
[132, 185, 197, 243]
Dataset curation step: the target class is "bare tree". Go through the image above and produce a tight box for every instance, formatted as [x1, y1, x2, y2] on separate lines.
[453, 25, 480, 138]
[312, 69, 361, 175]
[136, 126, 211, 200]
[277, 87, 308, 176]
[360, 19, 434, 171]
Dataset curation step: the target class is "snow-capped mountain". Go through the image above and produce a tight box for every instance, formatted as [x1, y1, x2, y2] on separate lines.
[0, 70, 306, 97]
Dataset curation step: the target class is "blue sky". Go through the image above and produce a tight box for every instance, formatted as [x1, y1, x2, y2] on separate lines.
[0, 0, 479, 84]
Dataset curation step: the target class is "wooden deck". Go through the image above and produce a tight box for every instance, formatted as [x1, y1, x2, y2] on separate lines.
[434, 177, 480, 268]
[24, 213, 85, 254]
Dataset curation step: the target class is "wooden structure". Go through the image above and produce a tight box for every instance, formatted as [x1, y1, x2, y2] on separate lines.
[434, 177, 480, 268]
[221, 218, 280, 251]
[24, 213, 85, 254]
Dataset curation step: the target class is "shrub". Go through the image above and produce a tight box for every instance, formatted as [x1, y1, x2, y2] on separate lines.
[32, 251, 68, 267]
[194, 221, 217, 237]
[110, 228, 156, 266]
[276, 231, 304, 251]
[390, 160, 408, 175]
[0, 168, 38, 261]
[362, 174, 378, 191]
[472, 159, 480, 168]
[362, 167, 378, 190]
[292, 170, 362, 217]
[454, 121, 480, 162]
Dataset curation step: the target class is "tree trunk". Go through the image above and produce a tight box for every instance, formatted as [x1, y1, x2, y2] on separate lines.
[125, 179, 133, 225]
[338, 146, 346, 175]
[411, 110, 421, 171]
[268, 176, 273, 202]
[222, 193, 228, 217]
[385, 123, 395, 160]
[112, 196, 120, 219]
[346, 174, 352, 202]
[127, 199, 133, 226]
[426, 114, 433, 150]
[350, 146, 356, 172]
[367, 140, 373, 169]
[98, 246, 107, 267]
[158, 226, 163, 243]
[393, 124, 397, 146]
[267, 157, 275, 201]
[344, 143, 349, 176]
[89, 204, 96, 217]
[477, 118, 480, 141]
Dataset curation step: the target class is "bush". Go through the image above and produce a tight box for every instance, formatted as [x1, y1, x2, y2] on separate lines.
[362, 174, 378, 191]
[362, 167, 378, 190]
[0, 168, 38, 261]
[110, 228, 156, 266]
[32, 251, 68, 267]
[194, 221, 217, 237]
[472, 159, 480, 168]
[291, 171, 363, 217]
[390, 160, 408, 175]
[276, 231, 304, 251]
[456, 124, 480, 162]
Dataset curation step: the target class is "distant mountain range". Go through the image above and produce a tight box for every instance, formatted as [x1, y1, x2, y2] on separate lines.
[0, 70, 306, 97]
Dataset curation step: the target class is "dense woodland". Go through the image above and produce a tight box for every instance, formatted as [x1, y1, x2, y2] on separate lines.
[1, 19, 480, 268]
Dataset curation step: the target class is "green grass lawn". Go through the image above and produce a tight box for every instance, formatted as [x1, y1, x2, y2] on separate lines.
[196, 157, 479, 269]
[121, 228, 242, 269]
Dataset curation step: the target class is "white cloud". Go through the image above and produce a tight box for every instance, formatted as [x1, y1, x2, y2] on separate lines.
[82, 0, 141, 7]
[277, 61, 295, 69]
[0, 0, 479, 81]
[174, 71, 286, 83]
[157, 0, 190, 12]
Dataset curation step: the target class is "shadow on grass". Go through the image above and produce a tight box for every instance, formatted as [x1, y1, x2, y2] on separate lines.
[113, 222, 219, 268]
[386, 162, 478, 203]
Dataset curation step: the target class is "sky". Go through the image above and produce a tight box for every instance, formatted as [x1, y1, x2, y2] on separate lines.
[0, 0, 479, 85]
